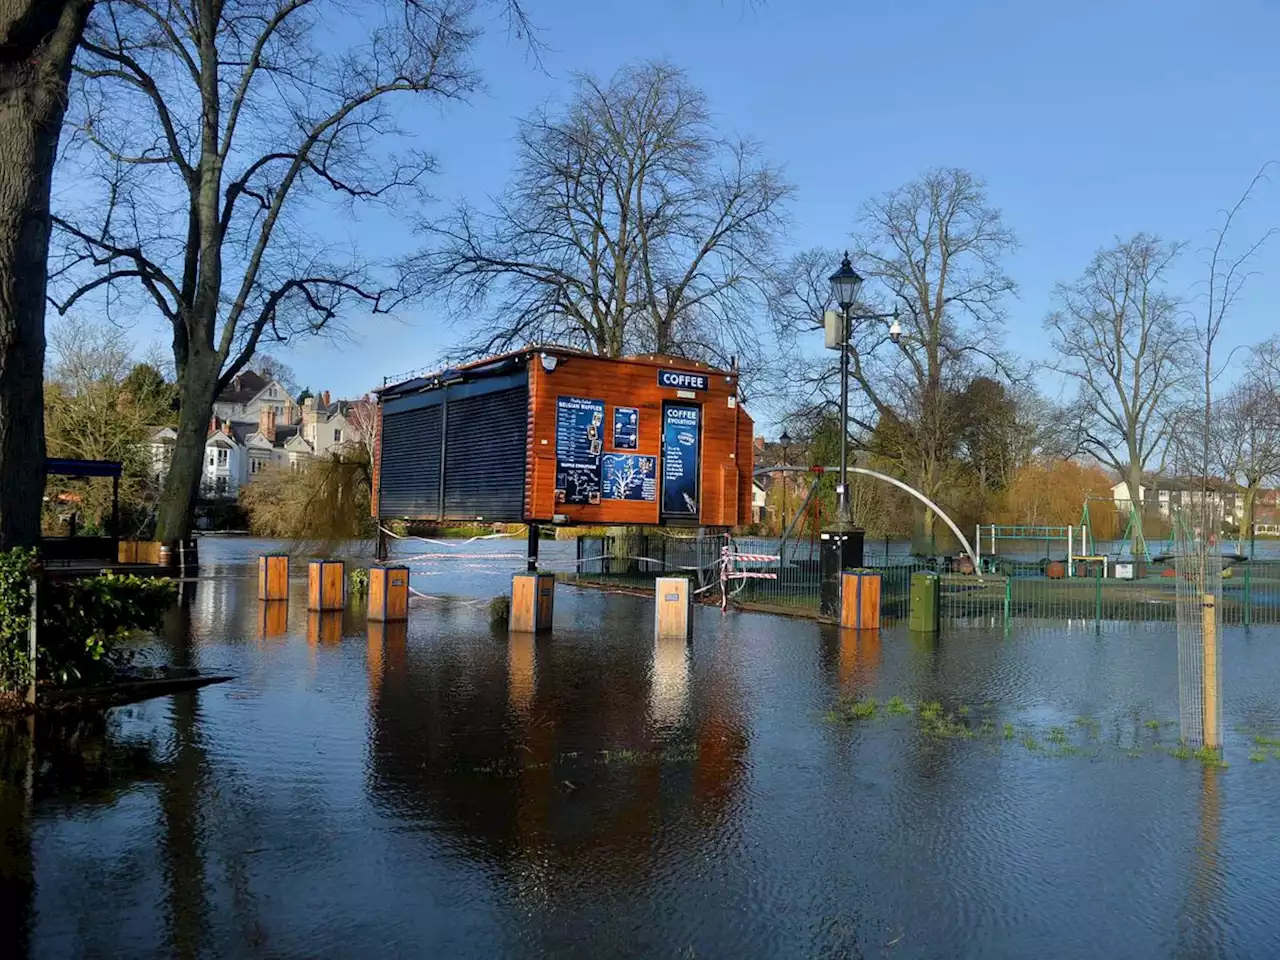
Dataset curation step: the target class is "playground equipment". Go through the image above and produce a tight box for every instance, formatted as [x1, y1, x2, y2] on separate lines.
[975, 524, 1102, 577]
[1077, 497, 1180, 567]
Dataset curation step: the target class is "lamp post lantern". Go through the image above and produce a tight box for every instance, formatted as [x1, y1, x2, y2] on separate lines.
[829, 253, 863, 523]
[779, 429, 792, 534]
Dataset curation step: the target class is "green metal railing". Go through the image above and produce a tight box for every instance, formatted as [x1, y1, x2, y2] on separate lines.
[570, 536, 1280, 626]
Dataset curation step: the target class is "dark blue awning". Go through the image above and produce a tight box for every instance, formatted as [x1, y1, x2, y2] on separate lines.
[45, 458, 124, 478]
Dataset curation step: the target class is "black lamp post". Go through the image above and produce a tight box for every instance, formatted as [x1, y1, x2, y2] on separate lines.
[779, 429, 791, 534]
[828, 253, 864, 523]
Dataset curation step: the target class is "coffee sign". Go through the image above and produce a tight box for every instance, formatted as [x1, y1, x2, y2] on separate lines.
[657, 369, 708, 392]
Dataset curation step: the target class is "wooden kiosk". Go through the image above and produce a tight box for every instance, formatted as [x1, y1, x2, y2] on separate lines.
[373, 349, 755, 632]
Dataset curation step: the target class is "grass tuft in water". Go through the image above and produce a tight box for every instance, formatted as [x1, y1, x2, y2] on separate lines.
[1249, 751, 1267, 763]
[1194, 746, 1227, 768]
[886, 696, 910, 716]
[1047, 726, 1068, 745]
[828, 697, 878, 721]
[1003, 723, 1015, 740]
[1143, 719, 1161, 730]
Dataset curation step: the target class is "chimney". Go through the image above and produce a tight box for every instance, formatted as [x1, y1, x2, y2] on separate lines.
[321, 389, 331, 407]
[208, 415, 219, 436]
[233, 374, 242, 392]
[259, 406, 276, 443]
[284, 397, 297, 424]
[222, 420, 231, 436]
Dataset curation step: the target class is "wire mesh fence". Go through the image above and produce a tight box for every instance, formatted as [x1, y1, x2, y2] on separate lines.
[570, 532, 1280, 628]
[1173, 509, 1223, 749]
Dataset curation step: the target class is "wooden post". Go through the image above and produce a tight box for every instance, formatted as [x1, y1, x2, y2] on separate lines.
[308, 560, 346, 611]
[511, 572, 555, 633]
[26, 576, 38, 705]
[654, 576, 693, 641]
[368, 565, 410, 622]
[840, 571, 881, 630]
[1203, 593, 1219, 749]
[258, 554, 289, 601]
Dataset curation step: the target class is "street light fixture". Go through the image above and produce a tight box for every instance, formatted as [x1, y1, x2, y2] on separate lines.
[827, 253, 903, 521]
[779, 429, 792, 535]
[829, 253, 863, 523]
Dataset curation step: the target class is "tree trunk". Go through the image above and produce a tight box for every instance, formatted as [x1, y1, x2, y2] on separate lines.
[1126, 464, 1146, 555]
[155, 356, 219, 541]
[1243, 484, 1257, 552]
[0, 2, 91, 549]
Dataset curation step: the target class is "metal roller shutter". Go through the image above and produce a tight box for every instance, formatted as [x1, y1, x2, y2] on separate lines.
[378, 404, 442, 518]
[443, 385, 528, 521]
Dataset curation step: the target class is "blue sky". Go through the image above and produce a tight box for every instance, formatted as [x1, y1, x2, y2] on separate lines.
[235, 1, 1280, 409]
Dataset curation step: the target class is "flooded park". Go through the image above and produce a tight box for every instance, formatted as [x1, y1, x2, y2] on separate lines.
[1, 537, 1279, 958]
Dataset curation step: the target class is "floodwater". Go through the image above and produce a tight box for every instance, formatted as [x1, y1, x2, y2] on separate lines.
[5, 538, 1280, 958]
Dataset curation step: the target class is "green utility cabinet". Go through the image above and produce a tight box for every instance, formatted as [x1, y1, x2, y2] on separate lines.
[909, 571, 941, 633]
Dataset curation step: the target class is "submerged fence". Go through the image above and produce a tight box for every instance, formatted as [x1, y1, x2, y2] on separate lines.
[573, 533, 1280, 627]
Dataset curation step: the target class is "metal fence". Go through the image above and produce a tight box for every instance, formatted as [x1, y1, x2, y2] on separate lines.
[571, 533, 1280, 627]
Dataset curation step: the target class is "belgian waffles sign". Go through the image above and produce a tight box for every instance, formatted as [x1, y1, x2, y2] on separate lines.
[657, 369, 709, 392]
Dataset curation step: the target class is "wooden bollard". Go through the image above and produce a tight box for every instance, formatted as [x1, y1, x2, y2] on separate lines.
[511, 572, 555, 633]
[308, 559, 346, 611]
[368, 565, 410, 622]
[258, 554, 289, 601]
[654, 576, 693, 641]
[841, 571, 882, 630]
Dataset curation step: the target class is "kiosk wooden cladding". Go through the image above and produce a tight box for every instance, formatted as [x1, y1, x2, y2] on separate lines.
[373, 349, 755, 528]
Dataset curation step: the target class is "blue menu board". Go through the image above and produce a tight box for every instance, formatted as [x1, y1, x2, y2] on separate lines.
[555, 396, 605, 505]
[661, 404, 701, 517]
[613, 406, 639, 450]
[602, 454, 657, 501]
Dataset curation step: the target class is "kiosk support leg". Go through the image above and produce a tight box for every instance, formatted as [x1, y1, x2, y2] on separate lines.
[527, 523, 540, 573]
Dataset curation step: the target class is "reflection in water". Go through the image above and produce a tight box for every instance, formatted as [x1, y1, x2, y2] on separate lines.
[649, 636, 690, 728]
[1179, 766, 1226, 958]
[836, 628, 882, 690]
[307, 611, 344, 647]
[259, 600, 288, 639]
[508, 632, 535, 715]
[7, 542, 1280, 958]
[0, 717, 35, 960]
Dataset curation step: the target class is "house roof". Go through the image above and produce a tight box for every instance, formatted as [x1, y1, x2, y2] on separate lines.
[1158, 477, 1243, 493]
[226, 421, 254, 445]
[216, 370, 269, 404]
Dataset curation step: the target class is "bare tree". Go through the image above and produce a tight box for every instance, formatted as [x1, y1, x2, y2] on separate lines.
[408, 60, 792, 383]
[0, 2, 93, 549]
[44, 315, 176, 536]
[50, 0, 533, 541]
[1045, 234, 1192, 552]
[251, 353, 298, 396]
[1213, 366, 1280, 543]
[771, 169, 1018, 551]
[1189, 164, 1276, 533]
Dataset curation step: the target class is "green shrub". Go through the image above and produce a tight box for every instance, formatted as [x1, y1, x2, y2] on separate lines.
[349, 566, 370, 595]
[0, 548, 176, 691]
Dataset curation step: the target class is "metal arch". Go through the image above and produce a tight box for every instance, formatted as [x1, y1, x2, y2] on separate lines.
[754, 464, 981, 572]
